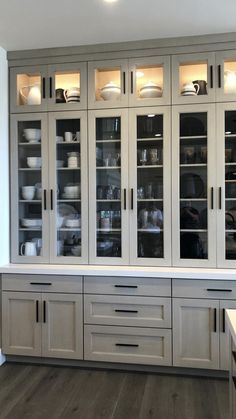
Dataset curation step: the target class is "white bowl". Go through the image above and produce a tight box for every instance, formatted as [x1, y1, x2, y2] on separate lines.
[100, 82, 121, 101]
[71, 245, 81, 256]
[21, 186, 35, 200]
[27, 157, 42, 168]
[64, 185, 79, 194]
[139, 82, 162, 98]
[65, 218, 81, 228]
[57, 160, 64, 168]
[21, 218, 42, 227]
[56, 136, 64, 143]
[23, 129, 41, 142]
[57, 216, 64, 228]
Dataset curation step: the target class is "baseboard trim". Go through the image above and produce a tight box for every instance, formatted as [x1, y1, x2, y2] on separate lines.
[5, 355, 229, 379]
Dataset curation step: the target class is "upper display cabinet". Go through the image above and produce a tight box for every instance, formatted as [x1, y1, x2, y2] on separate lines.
[10, 62, 87, 113]
[216, 51, 236, 102]
[88, 56, 170, 109]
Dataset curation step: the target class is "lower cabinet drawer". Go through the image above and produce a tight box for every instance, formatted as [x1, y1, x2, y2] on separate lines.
[84, 295, 171, 328]
[2, 274, 82, 293]
[173, 279, 236, 300]
[84, 325, 172, 366]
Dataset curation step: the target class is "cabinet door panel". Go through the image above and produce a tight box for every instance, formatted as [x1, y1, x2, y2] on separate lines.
[2, 291, 41, 356]
[129, 106, 171, 266]
[172, 104, 217, 267]
[219, 300, 236, 371]
[216, 51, 236, 102]
[48, 111, 88, 264]
[88, 109, 129, 264]
[42, 293, 83, 359]
[173, 298, 219, 369]
[10, 113, 50, 263]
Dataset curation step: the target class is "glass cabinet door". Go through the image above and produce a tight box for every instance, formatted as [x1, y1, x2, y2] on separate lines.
[129, 56, 170, 107]
[88, 59, 128, 109]
[10, 113, 49, 262]
[48, 62, 87, 111]
[217, 104, 236, 267]
[88, 109, 129, 264]
[172, 104, 216, 267]
[10, 65, 48, 113]
[49, 111, 88, 264]
[129, 107, 171, 265]
[216, 51, 236, 102]
[172, 53, 215, 105]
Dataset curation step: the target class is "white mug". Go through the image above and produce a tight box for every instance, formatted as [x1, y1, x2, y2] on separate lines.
[64, 132, 74, 142]
[57, 240, 64, 256]
[20, 241, 37, 256]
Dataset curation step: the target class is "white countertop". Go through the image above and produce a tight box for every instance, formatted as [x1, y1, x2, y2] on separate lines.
[226, 310, 236, 345]
[1, 263, 236, 280]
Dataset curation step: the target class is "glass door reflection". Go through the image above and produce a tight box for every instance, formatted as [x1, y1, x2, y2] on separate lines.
[96, 116, 122, 257]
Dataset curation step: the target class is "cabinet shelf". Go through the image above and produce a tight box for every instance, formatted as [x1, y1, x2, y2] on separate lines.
[180, 229, 207, 233]
[180, 198, 207, 201]
[137, 198, 163, 202]
[58, 228, 81, 231]
[137, 165, 163, 169]
[225, 230, 236, 233]
[96, 140, 121, 144]
[225, 163, 236, 166]
[57, 141, 80, 145]
[97, 228, 121, 232]
[19, 228, 42, 231]
[96, 199, 120, 203]
[57, 167, 80, 171]
[19, 168, 41, 171]
[19, 200, 41, 203]
[58, 199, 81, 202]
[18, 142, 41, 146]
[96, 166, 121, 170]
[180, 136, 207, 140]
[138, 228, 163, 233]
[180, 163, 207, 167]
[225, 134, 236, 138]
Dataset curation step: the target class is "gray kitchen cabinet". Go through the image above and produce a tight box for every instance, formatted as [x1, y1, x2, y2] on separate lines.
[88, 56, 171, 109]
[10, 62, 87, 113]
[10, 111, 88, 264]
[173, 280, 236, 370]
[2, 289, 83, 360]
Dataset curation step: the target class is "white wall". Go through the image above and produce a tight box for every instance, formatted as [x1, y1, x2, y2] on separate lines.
[0, 47, 9, 265]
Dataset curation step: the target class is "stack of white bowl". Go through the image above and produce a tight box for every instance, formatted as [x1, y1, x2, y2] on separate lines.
[62, 185, 80, 199]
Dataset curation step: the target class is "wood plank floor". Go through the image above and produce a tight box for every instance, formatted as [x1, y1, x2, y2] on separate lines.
[0, 363, 229, 419]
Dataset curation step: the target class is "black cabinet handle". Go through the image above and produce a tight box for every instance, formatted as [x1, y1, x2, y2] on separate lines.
[210, 65, 213, 89]
[222, 308, 225, 333]
[36, 300, 39, 323]
[218, 65, 221, 88]
[131, 188, 134, 210]
[219, 187, 222, 210]
[124, 188, 127, 210]
[131, 71, 134, 94]
[42, 78, 46, 99]
[233, 376, 236, 389]
[50, 189, 53, 211]
[206, 288, 232, 292]
[213, 308, 217, 332]
[115, 285, 138, 289]
[123, 72, 126, 95]
[211, 187, 214, 210]
[43, 189, 47, 210]
[232, 351, 236, 363]
[115, 309, 138, 313]
[43, 301, 46, 323]
[30, 282, 52, 286]
[115, 343, 139, 348]
[49, 77, 52, 98]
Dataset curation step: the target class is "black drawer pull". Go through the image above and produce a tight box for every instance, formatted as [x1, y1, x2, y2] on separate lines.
[218, 65, 221, 88]
[49, 77, 52, 98]
[42, 77, 46, 99]
[233, 376, 236, 389]
[210, 187, 214, 210]
[115, 343, 139, 348]
[43, 301, 46, 323]
[206, 288, 232, 292]
[36, 300, 39, 323]
[43, 189, 47, 210]
[131, 71, 134, 94]
[213, 308, 217, 332]
[50, 189, 53, 211]
[210, 65, 213, 89]
[30, 282, 52, 286]
[222, 308, 225, 333]
[232, 351, 236, 364]
[115, 309, 138, 313]
[123, 72, 126, 95]
[131, 188, 134, 210]
[115, 285, 138, 289]
[124, 188, 127, 210]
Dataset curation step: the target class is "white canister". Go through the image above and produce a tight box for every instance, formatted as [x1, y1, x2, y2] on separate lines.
[67, 152, 80, 168]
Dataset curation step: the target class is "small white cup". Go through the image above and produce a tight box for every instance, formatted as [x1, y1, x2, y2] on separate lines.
[22, 186, 35, 200]
[64, 132, 74, 142]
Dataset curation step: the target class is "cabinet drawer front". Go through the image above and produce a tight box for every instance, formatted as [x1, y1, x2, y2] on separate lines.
[173, 279, 236, 299]
[84, 325, 172, 366]
[84, 295, 171, 328]
[2, 274, 82, 293]
[84, 276, 171, 296]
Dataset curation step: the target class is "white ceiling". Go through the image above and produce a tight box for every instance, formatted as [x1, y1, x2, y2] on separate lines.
[1, 0, 236, 51]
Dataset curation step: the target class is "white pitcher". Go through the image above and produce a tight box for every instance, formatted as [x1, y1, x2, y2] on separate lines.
[20, 83, 41, 105]
[20, 241, 37, 256]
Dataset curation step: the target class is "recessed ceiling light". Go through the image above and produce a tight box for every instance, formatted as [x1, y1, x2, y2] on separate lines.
[148, 114, 155, 118]
[136, 71, 144, 78]
[104, 0, 118, 3]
